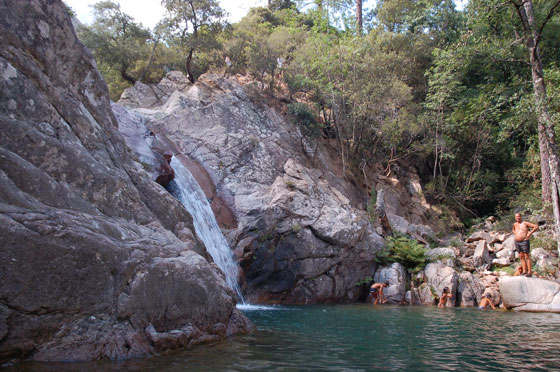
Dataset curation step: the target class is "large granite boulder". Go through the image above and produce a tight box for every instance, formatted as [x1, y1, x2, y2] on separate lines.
[115, 71, 394, 303]
[410, 283, 435, 305]
[425, 247, 456, 267]
[111, 103, 174, 186]
[424, 263, 459, 306]
[0, 0, 250, 364]
[530, 248, 558, 274]
[500, 277, 560, 312]
[373, 263, 407, 304]
[473, 240, 492, 268]
[496, 235, 516, 261]
[467, 231, 493, 244]
[457, 272, 485, 307]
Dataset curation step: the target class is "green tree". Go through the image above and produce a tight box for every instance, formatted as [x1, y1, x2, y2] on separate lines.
[223, 7, 306, 89]
[161, 0, 225, 83]
[374, 0, 463, 43]
[503, 0, 560, 250]
[77, 1, 151, 86]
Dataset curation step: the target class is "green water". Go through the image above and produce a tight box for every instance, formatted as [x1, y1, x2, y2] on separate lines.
[6, 304, 560, 371]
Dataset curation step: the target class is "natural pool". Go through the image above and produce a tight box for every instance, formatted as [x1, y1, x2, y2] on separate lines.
[7, 304, 560, 371]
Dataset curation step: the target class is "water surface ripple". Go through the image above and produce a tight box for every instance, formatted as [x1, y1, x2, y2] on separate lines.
[6, 305, 560, 371]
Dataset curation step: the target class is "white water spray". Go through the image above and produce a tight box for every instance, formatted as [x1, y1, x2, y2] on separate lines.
[169, 157, 244, 303]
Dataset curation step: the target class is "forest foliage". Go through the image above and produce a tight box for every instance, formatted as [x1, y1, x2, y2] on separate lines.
[72, 0, 560, 228]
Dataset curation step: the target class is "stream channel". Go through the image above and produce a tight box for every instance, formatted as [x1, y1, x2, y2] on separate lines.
[8, 304, 560, 371]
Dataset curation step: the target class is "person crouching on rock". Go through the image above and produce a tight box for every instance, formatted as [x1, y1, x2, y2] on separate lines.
[478, 293, 496, 310]
[370, 281, 389, 305]
[438, 287, 453, 308]
[512, 213, 538, 277]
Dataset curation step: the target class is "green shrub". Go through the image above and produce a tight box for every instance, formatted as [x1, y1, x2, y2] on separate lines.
[533, 264, 558, 277]
[355, 276, 373, 287]
[532, 235, 558, 253]
[287, 102, 322, 139]
[491, 265, 516, 276]
[449, 238, 462, 248]
[375, 234, 427, 274]
[366, 187, 377, 223]
[428, 254, 455, 263]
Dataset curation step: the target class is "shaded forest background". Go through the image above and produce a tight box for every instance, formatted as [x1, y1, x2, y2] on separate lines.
[71, 0, 560, 231]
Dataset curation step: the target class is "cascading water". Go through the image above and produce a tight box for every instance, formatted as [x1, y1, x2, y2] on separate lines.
[168, 157, 244, 303]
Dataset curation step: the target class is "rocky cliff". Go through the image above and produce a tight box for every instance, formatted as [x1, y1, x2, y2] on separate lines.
[0, 0, 251, 364]
[115, 71, 441, 304]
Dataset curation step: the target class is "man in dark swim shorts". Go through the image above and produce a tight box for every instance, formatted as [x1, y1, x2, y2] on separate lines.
[370, 281, 389, 305]
[512, 213, 538, 276]
[515, 240, 530, 254]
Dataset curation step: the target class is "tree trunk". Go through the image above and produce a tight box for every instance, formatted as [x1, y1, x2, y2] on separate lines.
[522, 0, 560, 251]
[375, 188, 393, 237]
[356, 0, 363, 34]
[139, 37, 160, 83]
[185, 48, 195, 84]
[538, 126, 552, 203]
[120, 67, 136, 85]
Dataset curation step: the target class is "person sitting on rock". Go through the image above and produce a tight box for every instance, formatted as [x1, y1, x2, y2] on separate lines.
[478, 293, 496, 310]
[370, 281, 389, 305]
[512, 213, 538, 277]
[438, 287, 453, 308]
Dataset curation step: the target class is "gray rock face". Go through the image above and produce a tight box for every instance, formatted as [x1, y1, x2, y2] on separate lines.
[492, 258, 512, 267]
[466, 231, 493, 244]
[373, 263, 407, 304]
[0, 0, 250, 364]
[111, 103, 174, 186]
[426, 247, 456, 267]
[500, 277, 560, 312]
[424, 263, 459, 306]
[473, 240, 492, 268]
[496, 235, 516, 261]
[426, 247, 456, 260]
[410, 283, 435, 305]
[457, 272, 485, 307]
[116, 72, 393, 303]
[530, 248, 557, 273]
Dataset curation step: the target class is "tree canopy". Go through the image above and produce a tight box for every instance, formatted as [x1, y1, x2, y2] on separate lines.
[76, 0, 560, 231]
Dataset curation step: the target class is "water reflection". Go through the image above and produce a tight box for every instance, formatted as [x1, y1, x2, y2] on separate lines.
[5, 305, 560, 372]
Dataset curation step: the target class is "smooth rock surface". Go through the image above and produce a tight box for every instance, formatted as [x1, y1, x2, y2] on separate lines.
[424, 263, 459, 306]
[116, 72, 397, 303]
[467, 231, 493, 244]
[473, 240, 492, 268]
[496, 235, 516, 261]
[492, 258, 511, 267]
[410, 283, 435, 305]
[457, 272, 485, 307]
[0, 1, 250, 364]
[373, 263, 407, 304]
[500, 276, 560, 312]
[426, 248, 456, 267]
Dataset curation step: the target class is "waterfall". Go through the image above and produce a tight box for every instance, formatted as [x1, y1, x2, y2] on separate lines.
[168, 157, 244, 303]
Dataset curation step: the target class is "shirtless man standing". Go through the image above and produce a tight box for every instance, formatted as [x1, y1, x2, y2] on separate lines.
[512, 213, 538, 276]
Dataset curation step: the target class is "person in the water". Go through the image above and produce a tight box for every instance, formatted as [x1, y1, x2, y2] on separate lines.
[478, 293, 496, 309]
[438, 287, 453, 308]
[370, 281, 389, 305]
